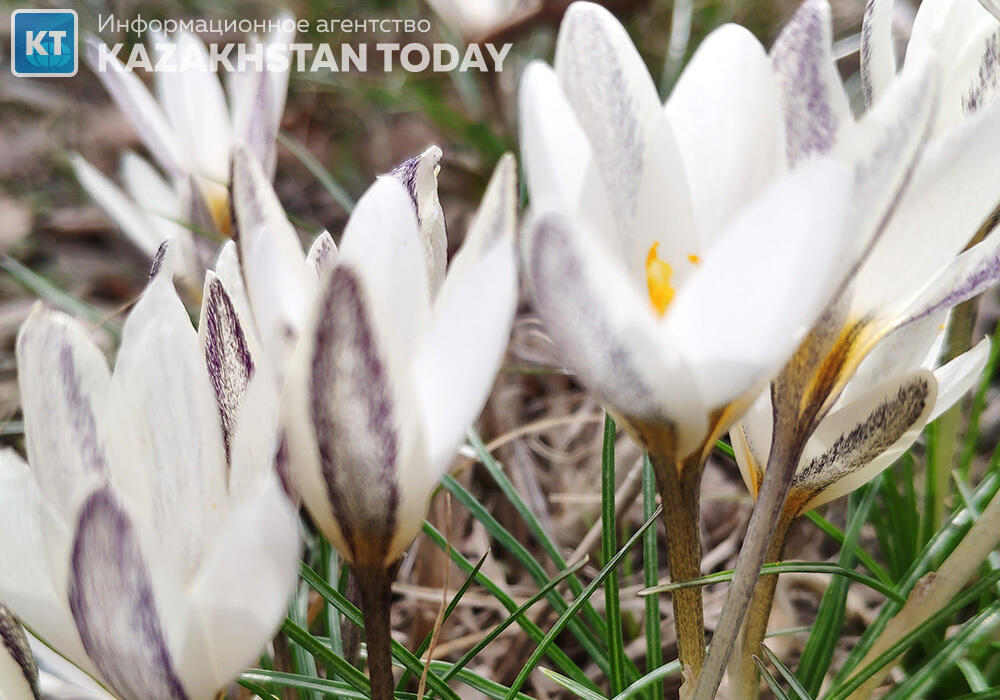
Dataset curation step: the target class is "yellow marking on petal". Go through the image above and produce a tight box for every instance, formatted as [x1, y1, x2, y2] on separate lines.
[687, 254, 701, 265]
[938, 323, 946, 331]
[645, 242, 675, 316]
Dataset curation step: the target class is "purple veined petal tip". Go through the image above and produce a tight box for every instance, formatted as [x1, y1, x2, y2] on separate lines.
[69, 487, 190, 700]
[0, 604, 40, 700]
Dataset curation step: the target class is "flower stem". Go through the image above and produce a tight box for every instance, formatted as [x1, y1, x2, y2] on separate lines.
[692, 421, 805, 700]
[648, 446, 705, 677]
[355, 567, 395, 700]
[731, 511, 794, 700]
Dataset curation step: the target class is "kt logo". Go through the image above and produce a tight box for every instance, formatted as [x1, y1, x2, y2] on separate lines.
[11, 9, 78, 77]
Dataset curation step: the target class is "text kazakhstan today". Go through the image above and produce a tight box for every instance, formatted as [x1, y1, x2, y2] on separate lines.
[93, 25, 512, 74]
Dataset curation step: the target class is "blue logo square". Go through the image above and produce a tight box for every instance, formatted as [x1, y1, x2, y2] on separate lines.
[11, 9, 78, 77]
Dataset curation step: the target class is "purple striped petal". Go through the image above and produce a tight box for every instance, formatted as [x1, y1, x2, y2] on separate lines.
[0, 604, 39, 700]
[306, 231, 338, 278]
[309, 266, 400, 567]
[199, 273, 256, 465]
[69, 488, 188, 700]
[771, 0, 851, 164]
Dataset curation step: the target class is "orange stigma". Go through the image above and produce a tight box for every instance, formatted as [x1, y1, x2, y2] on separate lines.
[645, 242, 675, 316]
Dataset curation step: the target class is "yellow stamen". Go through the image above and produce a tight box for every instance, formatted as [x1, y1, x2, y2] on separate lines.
[207, 192, 232, 238]
[645, 242, 675, 316]
[687, 254, 701, 265]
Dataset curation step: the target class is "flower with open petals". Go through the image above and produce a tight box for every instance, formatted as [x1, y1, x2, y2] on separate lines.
[71, 18, 293, 282]
[0, 248, 299, 700]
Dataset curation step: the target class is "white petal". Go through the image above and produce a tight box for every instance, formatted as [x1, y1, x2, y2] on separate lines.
[665, 23, 786, 246]
[903, 226, 1000, 326]
[231, 144, 310, 361]
[730, 391, 773, 497]
[188, 475, 298, 691]
[120, 151, 180, 216]
[306, 231, 338, 279]
[523, 211, 708, 454]
[212, 241, 257, 345]
[794, 369, 936, 510]
[936, 20, 1000, 132]
[983, 0, 1000, 22]
[388, 146, 447, 294]
[337, 177, 430, 353]
[443, 154, 517, 295]
[838, 310, 949, 407]
[665, 158, 853, 410]
[518, 62, 594, 219]
[0, 449, 91, 677]
[68, 488, 189, 700]
[907, 0, 993, 67]
[554, 1, 698, 280]
[83, 37, 184, 176]
[153, 32, 232, 183]
[414, 240, 517, 471]
[71, 155, 164, 257]
[851, 91, 1000, 317]
[860, 0, 897, 107]
[770, 0, 852, 163]
[929, 336, 990, 421]
[833, 54, 938, 261]
[112, 269, 228, 579]
[16, 306, 113, 516]
[227, 366, 282, 501]
[232, 62, 280, 179]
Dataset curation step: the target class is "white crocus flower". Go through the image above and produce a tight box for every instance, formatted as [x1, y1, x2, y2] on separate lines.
[71, 18, 293, 283]
[0, 246, 300, 700]
[424, 0, 534, 38]
[228, 143, 517, 571]
[0, 604, 38, 700]
[519, 0, 936, 465]
[733, 315, 990, 517]
[228, 144, 516, 700]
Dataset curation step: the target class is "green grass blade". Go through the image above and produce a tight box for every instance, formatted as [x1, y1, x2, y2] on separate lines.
[504, 505, 663, 699]
[762, 644, 815, 700]
[756, 655, 792, 700]
[467, 429, 626, 674]
[612, 659, 684, 700]
[798, 485, 879, 694]
[241, 669, 417, 699]
[540, 668, 610, 700]
[959, 320, 1000, 477]
[642, 454, 662, 700]
[396, 550, 489, 690]
[281, 618, 370, 693]
[286, 585, 319, 700]
[297, 562, 461, 700]
[427, 660, 536, 700]
[804, 510, 892, 586]
[421, 520, 598, 691]
[1, 255, 121, 339]
[442, 558, 590, 684]
[640, 561, 904, 604]
[277, 131, 355, 213]
[883, 602, 1000, 699]
[831, 469, 1000, 687]
[441, 473, 613, 675]
[601, 415, 627, 695]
